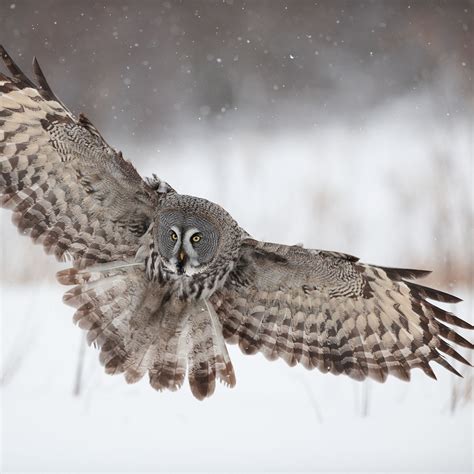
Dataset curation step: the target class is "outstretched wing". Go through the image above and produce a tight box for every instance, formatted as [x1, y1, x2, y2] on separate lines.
[0, 46, 172, 268]
[211, 239, 473, 382]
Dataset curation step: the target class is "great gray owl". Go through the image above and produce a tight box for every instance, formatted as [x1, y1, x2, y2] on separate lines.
[1, 46, 472, 400]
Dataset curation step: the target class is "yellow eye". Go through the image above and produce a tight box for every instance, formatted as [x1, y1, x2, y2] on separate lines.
[191, 233, 202, 243]
[170, 231, 178, 241]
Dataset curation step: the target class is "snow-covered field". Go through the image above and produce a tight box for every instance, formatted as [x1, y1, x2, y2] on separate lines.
[1, 107, 472, 472]
[1, 284, 472, 472]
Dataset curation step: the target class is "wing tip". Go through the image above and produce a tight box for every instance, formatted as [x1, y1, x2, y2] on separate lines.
[386, 267, 433, 280]
[427, 301, 474, 330]
[405, 280, 463, 304]
[438, 291, 463, 304]
[0, 44, 9, 62]
[420, 362, 438, 380]
[0, 45, 12, 70]
[379, 265, 432, 281]
[434, 355, 464, 378]
[0, 45, 35, 88]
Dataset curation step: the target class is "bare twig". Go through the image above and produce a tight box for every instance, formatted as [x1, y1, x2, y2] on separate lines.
[361, 381, 370, 417]
[73, 332, 87, 397]
[294, 374, 324, 423]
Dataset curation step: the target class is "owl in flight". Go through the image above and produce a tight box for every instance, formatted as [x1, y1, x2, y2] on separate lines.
[0, 46, 472, 400]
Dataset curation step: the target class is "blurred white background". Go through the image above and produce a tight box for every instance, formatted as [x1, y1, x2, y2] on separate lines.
[1, 1, 472, 472]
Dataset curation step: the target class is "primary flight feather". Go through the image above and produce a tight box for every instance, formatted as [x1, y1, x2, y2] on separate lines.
[0, 46, 472, 400]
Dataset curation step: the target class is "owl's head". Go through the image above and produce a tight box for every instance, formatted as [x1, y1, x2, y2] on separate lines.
[155, 195, 240, 277]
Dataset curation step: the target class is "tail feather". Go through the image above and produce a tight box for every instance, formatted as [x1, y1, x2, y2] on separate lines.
[148, 304, 190, 392]
[57, 263, 235, 400]
[186, 300, 236, 400]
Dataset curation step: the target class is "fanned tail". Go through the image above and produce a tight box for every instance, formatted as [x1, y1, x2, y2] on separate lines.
[58, 263, 235, 400]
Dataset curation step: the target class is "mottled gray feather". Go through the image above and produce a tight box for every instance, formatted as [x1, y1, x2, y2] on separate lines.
[211, 240, 473, 382]
[1, 47, 472, 400]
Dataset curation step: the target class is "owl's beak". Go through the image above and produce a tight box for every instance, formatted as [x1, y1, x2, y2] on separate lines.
[177, 248, 187, 274]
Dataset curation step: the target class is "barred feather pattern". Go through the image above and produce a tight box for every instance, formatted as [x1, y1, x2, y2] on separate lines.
[57, 262, 235, 400]
[1, 47, 472, 399]
[211, 240, 473, 382]
[0, 45, 170, 268]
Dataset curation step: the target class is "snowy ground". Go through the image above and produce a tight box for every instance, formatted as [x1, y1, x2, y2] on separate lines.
[1, 283, 472, 473]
